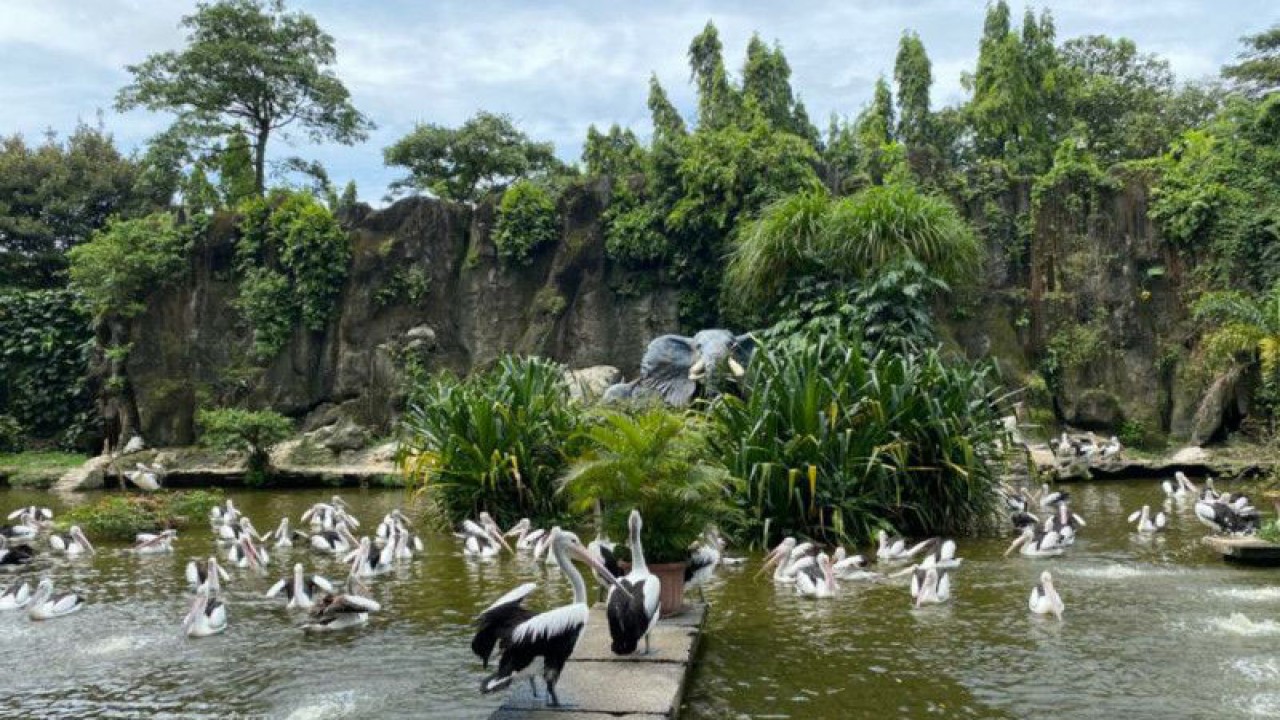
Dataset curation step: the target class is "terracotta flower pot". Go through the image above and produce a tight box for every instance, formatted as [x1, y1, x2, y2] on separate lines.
[649, 561, 688, 618]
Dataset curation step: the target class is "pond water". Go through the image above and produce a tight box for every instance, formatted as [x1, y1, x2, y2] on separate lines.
[1, 479, 1278, 719]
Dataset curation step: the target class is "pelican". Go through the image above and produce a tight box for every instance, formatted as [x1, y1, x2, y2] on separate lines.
[505, 518, 546, 551]
[1004, 526, 1065, 558]
[919, 538, 962, 569]
[876, 530, 932, 563]
[218, 516, 265, 545]
[1195, 498, 1261, 535]
[301, 591, 381, 632]
[1172, 471, 1197, 500]
[1038, 483, 1069, 508]
[310, 526, 358, 555]
[124, 462, 163, 491]
[49, 526, 95, 556]
[795, 552, 838, 599]
[832, 547, 876, 580]
[461, 515, 512, 558]
[912, 565, 950, 606]
[685, 528, 723, 601]
[472, 528, 625, 707]
[27, 578, 83, 620]
[186, 556, 230, 594]
[227, 534, 269, 570]
[209, 499, 239, 529]
[0, 580, 32, 610]
[266, 563, 334, 611]
[1099, 436, 1122, 458]
[587, 505, 622, 591]
[182, 587, 227, 637]
[1045, 504, 1086, 545]
[1127, 505, 1167, 533]
[1011, 510, 1040, 532]
[0, 523, 37, 543]
[607, 510, 662, 654]
[758, 537, 814, 583]
[8, 506, 52, 526]
[268, 517, 293, 549]
[1028, 570, 1064, 620]
[0, 536, 36, 565]
[133, 529, 177, 554]
[344, 536, 393, 578]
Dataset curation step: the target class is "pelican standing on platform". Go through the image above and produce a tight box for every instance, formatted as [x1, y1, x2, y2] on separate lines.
[1028, 570, 1064, 620]
[607, 510, 662, 655]
[471, 527, 625, 707]
[27, 578, 83, 620]
[49, 526, 95, 556]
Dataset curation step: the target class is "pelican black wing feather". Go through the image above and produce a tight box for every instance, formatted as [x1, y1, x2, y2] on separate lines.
[598, 544, 622, 579]
[472, 585, 536, 668]
[482, 621, 583, 694]
[606, 578, 649, 655]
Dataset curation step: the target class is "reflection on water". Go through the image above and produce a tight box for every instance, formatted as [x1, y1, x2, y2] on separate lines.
[2, 479, 1279, 719]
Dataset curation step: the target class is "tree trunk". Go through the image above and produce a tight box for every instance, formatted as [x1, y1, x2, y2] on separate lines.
[253, 125, 270, 196]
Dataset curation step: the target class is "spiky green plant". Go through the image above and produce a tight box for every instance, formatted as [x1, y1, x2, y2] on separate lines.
[1193, 284, 1280, 409]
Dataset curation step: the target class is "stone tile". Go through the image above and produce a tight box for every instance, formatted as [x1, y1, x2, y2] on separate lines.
[571, 619, 698, 663]
[498, 661, 685, 715]
[491, 711, 666, 720]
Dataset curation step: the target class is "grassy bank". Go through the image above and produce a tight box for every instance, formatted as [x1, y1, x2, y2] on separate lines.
[0, 451, 86, 488]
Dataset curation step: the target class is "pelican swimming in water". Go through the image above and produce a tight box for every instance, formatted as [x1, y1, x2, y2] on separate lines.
[209, 499, 240, 530]
[685, 528, 724, 601]
[310, 525, 358, 556]
[795, 552, 839, 599]
[227, 534, 269, 571]
[301, 590, 382, 632]
[8, 506, 52, 527]
[472, 527, 626, 707]
[181, 587, 227, 637]
[505, 518, 546, 552]
[344, 536, 393, 578]
[185, 556, 230, 594]
[911, 565, 950, 607]
[0, 536, 36, 565]
[1128, 505, 1167, 533]
[266, 517, 295, 549]
[0, 522, 37, 543]
[1028, 570, 1064, 620]
[0, 580, 32, 610]
[218, 516, 265, 545]
[1037, 483, 1069, 508]
[1004, 526, 1065, 558]
[27, 578, 83, 620]
[49, 526, 95, 556]
[607, 510, 662, 654]
[266, 563, 335, 611]
[758, 537, 814, 583]
[133, 529, 177, 554]
[876, 530, 933, 563]
[918, 538, 962, 569]
[460, 514, 513, 559]
[1164, 471, 1197, 501]
[831, 547, 877, 581]
[1044, 504, 1086, 545]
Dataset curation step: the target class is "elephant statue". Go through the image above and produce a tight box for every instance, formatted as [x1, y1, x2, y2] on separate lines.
[603, 329, 757, 406]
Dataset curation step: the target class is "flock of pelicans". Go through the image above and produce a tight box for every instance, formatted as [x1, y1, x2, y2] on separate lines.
[0, 468, 1274, 709]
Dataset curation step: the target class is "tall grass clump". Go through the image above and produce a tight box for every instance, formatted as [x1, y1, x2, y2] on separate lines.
[710, 328, 1008, 547]
[399, 355, 585, 527]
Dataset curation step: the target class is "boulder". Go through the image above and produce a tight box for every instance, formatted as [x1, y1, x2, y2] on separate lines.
[564, 365, 623, 402]
[314, 417, 370, 453]
[1189, 366, 1249, 446]
[1169, 445, 1211, 465]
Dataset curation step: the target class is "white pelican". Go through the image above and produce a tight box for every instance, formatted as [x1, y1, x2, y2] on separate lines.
[832, 547, 876, 580]
[227, 534, 269, 570]
[795, 552, 838, 599]
[120, 434, 146, 454]
[266, 563, 334, 611]
[505, 518, 546, 551]
[1127, 505, 1167, 533]
[1028, 570, 1064, 620]
[124, 462, 163, 491]
[758, 538, 814, 583]
[1195, 498, 1261, 534]
[49, 526, 95, 556]
[685, 528, 723, 601]
[0, 580, 32, 610]
[472, 528, 625, 707]
[310, 526, 358, 555]
[607, 510, 662, 654]
[1004, 526, 1065, 558]
[209, 499, 239, 530]
[301, 589, 381, 632]
[1044, 504, 1086, 545]
[185, 556, 230, 594]
[344, 536, 393, 578]
[27, 578, 83, 620]
[461, 515, 513, 558]
[0, 523, 37, 543]
[1099, 436, 1122, 458]
[912, 565, 950, 606]
[218, 516, 264, 545]
[0, 536, 36, 565]
[182, 587, 227, 637]
[133, 529, 177, 554]
[267, 517, 294, 549]
[8, 506, 52, 526]
[1038, 483, 1069, 508]
[876, 530, 932, 563]
[919, 538, 962, 569]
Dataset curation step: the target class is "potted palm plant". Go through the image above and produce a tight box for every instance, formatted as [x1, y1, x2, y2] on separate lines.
[559, 408, 736, 616]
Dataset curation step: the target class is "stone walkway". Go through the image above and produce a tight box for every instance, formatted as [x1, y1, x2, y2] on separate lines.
[490, 603, 706, 720]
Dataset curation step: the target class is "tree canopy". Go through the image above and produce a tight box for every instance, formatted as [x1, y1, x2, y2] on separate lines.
[116, 0, 372, 195]
[1223, 24, 1280, 96]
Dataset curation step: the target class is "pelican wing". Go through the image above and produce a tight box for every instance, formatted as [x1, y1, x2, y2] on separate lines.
[265, 578, 289, 598]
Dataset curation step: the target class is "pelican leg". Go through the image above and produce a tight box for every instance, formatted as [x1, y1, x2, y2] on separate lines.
[545, 670, 570, 707]
[644, 633, 652, 655]
[528, 676, 538, 698]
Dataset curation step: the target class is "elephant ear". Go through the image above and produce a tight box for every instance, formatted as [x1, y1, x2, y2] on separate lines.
[732, 333, 758, 365]
[637, 334, 698, 406]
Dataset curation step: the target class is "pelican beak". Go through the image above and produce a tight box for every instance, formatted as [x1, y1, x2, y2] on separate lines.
[74, 528, 96, 554]
[491, 527, 515, 555]
[755, 545, 785, 578]
[181, 592, 204, 634]
[571, 544, 630, 599]
[888, 564, 917, 579]
[728, 357, 746, 377]
[1003, 534, 1027, 558]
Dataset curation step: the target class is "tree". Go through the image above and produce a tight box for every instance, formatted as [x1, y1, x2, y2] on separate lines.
[67, 213, 190, 319]
[0, 123, 164, 289]
[894, 31, 933, 149]
[583, 124, 646, 176]
[648, 74, 688, 142]
[184, 165, 219, 214]
[854, 78, 902, 184]
[197, 407, 294, 483]
[1223, 24, 1280, 97]
[116, 0, 372, 195]
[218, 130, 257, 206]
[743, 35, 796, 132]
[1194, 283, 1280, 414]
[383, 111, 559, 202]
[688, 21, 740, 130]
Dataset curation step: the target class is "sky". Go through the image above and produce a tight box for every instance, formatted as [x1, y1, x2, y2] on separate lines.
[0, 0, 1273, 202]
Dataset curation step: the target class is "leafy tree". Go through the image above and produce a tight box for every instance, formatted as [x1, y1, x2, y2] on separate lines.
[218, 130, 257, 205]
[821, 114, 860, 194]
[67, 212, 190, 319]
[1193, 283, 1280, 413]
[337, 180, 358, 214]
[117, 0, 372, 195]
[0, 123, 163, 288]
[0, 288, 95, 445]
[383, 111, 560, 201]
[893, 31, 933, 150]
[184, 165, 219, 214]
[854, 78, 902, 184]
[647, 74, 688, 142]
[743, 34, 809, 137]
[582, 124, 645, 177]
[494, 180, 559, 264]
[197, 407, 294, 482]
[1223, 24, 1280, 97]
[688, 21, 740, 130]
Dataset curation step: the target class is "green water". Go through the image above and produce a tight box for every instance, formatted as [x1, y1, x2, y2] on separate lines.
[2, 480, 1279, 719]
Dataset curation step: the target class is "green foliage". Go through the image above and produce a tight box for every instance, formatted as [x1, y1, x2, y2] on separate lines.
[0, 123, 166, 288]
[709, 328, 1007, 546]
[116, 0, 372, 195]
[184, 165, 219, 214]
[688, 22, 741, 131]
[603, 186, 668, 267]
[399, 355, 585, 528]
[0, 416, 22, 453]
[60, 490, 223, 541]
[235, 267, 294, 360]
[218, 130, 257, 206]
[197, 406, 294, 480]
[67, 212, 190, 319]
[559, 409, 739, 564]
[0, 450, 85, 486]
[384, 111, 560, 201]
[894, 31, 933, 151]
[493, 180, 559, 265]
[583, 124, 646, 177]
[741, 34, 815, 140]
[1193, 284, 1280, 411]
[374, 266, 431, 308]
[0, 288, 95, 445]
[1222, 24, 1280, 97]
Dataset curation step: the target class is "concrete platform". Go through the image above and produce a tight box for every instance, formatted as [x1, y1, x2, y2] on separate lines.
[1202, 536, 1280, 565]
[489, 603, 706, 720]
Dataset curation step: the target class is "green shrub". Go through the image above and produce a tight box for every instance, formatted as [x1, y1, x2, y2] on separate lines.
[374, 266, 432, 307]
[67, 212, 190, 318]
[399, 355, 584, 527]
[59, 490, 223, 541]
[0, 451, 84, 486]
[494, 180, 558, 265]
[710, 328, 1008, 547]
[604, 195, 668, 267]
[0, 416, 22, 452]
[234, 268, 295, 361]
[197, 407, 294, 483]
